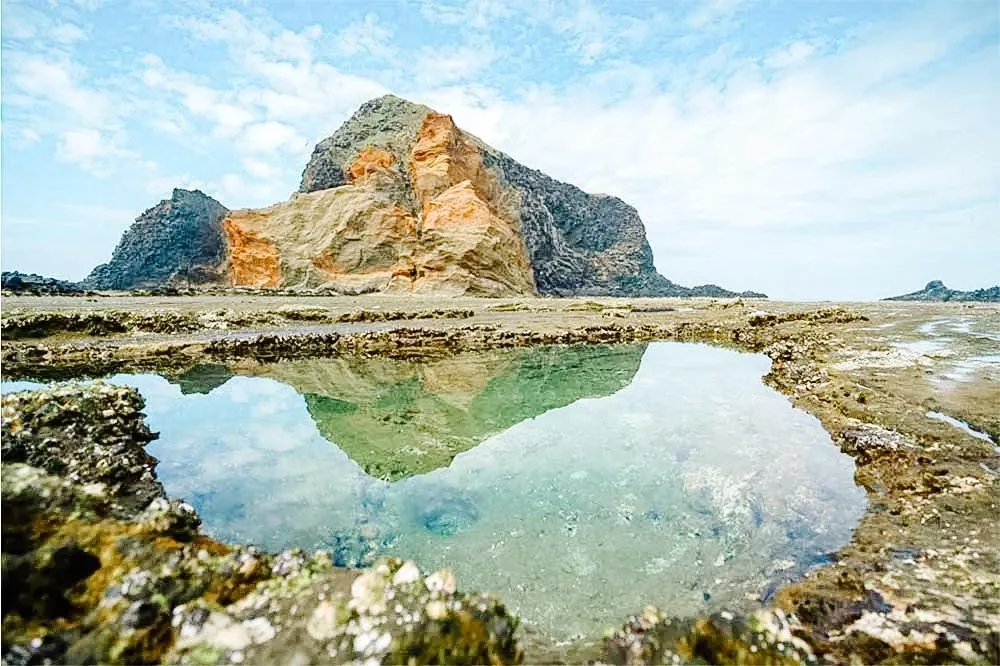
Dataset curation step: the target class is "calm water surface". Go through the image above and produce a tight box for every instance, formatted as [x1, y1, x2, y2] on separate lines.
[3, 342, 866, 639]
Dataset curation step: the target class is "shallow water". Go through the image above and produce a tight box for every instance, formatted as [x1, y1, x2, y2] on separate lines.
[2, 342, 866, 639]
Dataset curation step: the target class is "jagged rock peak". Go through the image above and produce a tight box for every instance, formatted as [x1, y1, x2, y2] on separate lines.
[84, 190, 230, 291]
[291, 94, 764, 298]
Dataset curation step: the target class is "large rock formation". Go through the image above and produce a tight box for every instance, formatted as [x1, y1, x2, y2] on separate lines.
[84, 189, 229, 290]
[884, 280, 1000, 302]
[88, 95, 763, 297]
[295, 95, 759, 297]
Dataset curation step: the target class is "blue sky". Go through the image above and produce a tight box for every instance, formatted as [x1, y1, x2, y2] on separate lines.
[1, 0, 997, 300]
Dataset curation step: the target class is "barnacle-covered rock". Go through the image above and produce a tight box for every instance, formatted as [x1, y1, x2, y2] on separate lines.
[167, 558, 522, 665]
[1, 381, 162, 514]
[604, 607, 817, 665]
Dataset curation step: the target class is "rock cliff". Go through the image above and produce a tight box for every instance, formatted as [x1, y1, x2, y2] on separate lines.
[88, 95, 763, 297]
[84, 189, 229, 290]
[884, 280, 1000, 302]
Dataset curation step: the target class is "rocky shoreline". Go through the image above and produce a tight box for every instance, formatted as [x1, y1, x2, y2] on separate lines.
[2, 298, 998, 664]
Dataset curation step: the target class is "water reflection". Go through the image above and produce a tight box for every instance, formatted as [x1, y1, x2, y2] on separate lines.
[1, 342, 866, 639]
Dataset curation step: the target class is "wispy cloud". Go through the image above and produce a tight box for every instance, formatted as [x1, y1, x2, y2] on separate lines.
[1, 0, 997, 295]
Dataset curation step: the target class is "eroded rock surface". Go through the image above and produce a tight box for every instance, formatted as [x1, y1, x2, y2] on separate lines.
[0, 383, 522, 666]
[85, 189, 229, 290]
[86, 95, 763, 297]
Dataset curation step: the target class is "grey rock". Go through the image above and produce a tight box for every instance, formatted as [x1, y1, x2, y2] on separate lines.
[884, 280, 1000, 302]
[1, 272, 86, 295]
[84, 189, 229, 291]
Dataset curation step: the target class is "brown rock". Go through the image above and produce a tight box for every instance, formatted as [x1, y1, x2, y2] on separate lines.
[224, 215, 281, 288]
[347, 147, 396, 184]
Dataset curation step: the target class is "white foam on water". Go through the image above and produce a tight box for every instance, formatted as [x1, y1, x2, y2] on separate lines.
[926, 411, 997, 446]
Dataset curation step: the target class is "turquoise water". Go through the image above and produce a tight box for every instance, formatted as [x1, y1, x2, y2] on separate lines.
[2, 342, 866, 639]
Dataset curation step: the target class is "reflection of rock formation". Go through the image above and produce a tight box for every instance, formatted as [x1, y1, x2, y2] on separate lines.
[168, 363, 235, 395]
[241, 344, 647, 479]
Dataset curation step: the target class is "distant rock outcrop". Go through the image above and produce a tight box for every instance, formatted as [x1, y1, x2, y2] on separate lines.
[1, 272, 85, 295]
[88, 95, 764, 297]
[884, 280, 1000, 302]
[84, 189, 229, 290]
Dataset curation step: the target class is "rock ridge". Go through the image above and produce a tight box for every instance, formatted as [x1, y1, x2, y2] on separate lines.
[85, 95, 764, 298]
[84, 189, 229, 291]
[884, 280, 1000, 302]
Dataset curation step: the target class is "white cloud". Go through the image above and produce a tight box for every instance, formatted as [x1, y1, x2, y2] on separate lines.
[51, 23, 88, 44]
[242, 157, 281, 179]
[415, 42, 497, 85]
[56, 128, 136, 176]
[140, 55, 257, 137]
[764, 39, 822, 69]
[22, 127, 42, 144]
[686, 0, 751, 31]
[239, 121, 307, 154]
[335, 13, 395, 59]
[10, 56, 118, 127]
[419, 0, 513, 29]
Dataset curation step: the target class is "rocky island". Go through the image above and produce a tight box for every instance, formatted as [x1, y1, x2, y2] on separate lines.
[82, 95, 763, 299]
[885, 280, 1000, 302]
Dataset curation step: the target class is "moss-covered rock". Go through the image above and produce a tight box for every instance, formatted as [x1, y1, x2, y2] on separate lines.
[1, 382, 524, 666]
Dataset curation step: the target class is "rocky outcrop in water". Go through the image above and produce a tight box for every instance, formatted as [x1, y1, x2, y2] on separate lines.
[84, 189, 229, 290]
[1, 272, 86, 295]
[884, 280, 1000, 302]
[87, 96, 762, 297]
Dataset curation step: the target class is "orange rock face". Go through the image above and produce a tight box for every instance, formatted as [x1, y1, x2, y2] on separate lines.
[409, 113, 492, 214]
[347, 147, 396, 184]
[223, 214, 282, 287]
[217, 111, 536, 296]
[393, 180, 534, 294]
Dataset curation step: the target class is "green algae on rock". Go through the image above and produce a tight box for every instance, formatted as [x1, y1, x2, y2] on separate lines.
[0, 383, 523, 666]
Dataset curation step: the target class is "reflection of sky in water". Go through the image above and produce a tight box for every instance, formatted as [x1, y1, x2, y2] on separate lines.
[1, 342, 866, 640]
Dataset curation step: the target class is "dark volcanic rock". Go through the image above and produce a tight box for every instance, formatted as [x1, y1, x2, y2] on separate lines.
[299, 94, 763, 298]
[84, 189, 229, 291]
[885, 280, 1000, 302]
[1, 272, 86, 295]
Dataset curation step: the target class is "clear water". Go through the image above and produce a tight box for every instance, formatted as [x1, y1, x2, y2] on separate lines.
[2, 342, 866, 640]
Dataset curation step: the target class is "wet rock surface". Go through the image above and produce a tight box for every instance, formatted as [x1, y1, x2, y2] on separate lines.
[1, 382, 162, 514]
[1, 297, 998, 664]
[0, 385, 523, 666]
[0, 307, 473, 341]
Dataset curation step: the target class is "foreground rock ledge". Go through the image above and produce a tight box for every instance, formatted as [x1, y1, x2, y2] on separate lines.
[2, 384, 521, 665]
